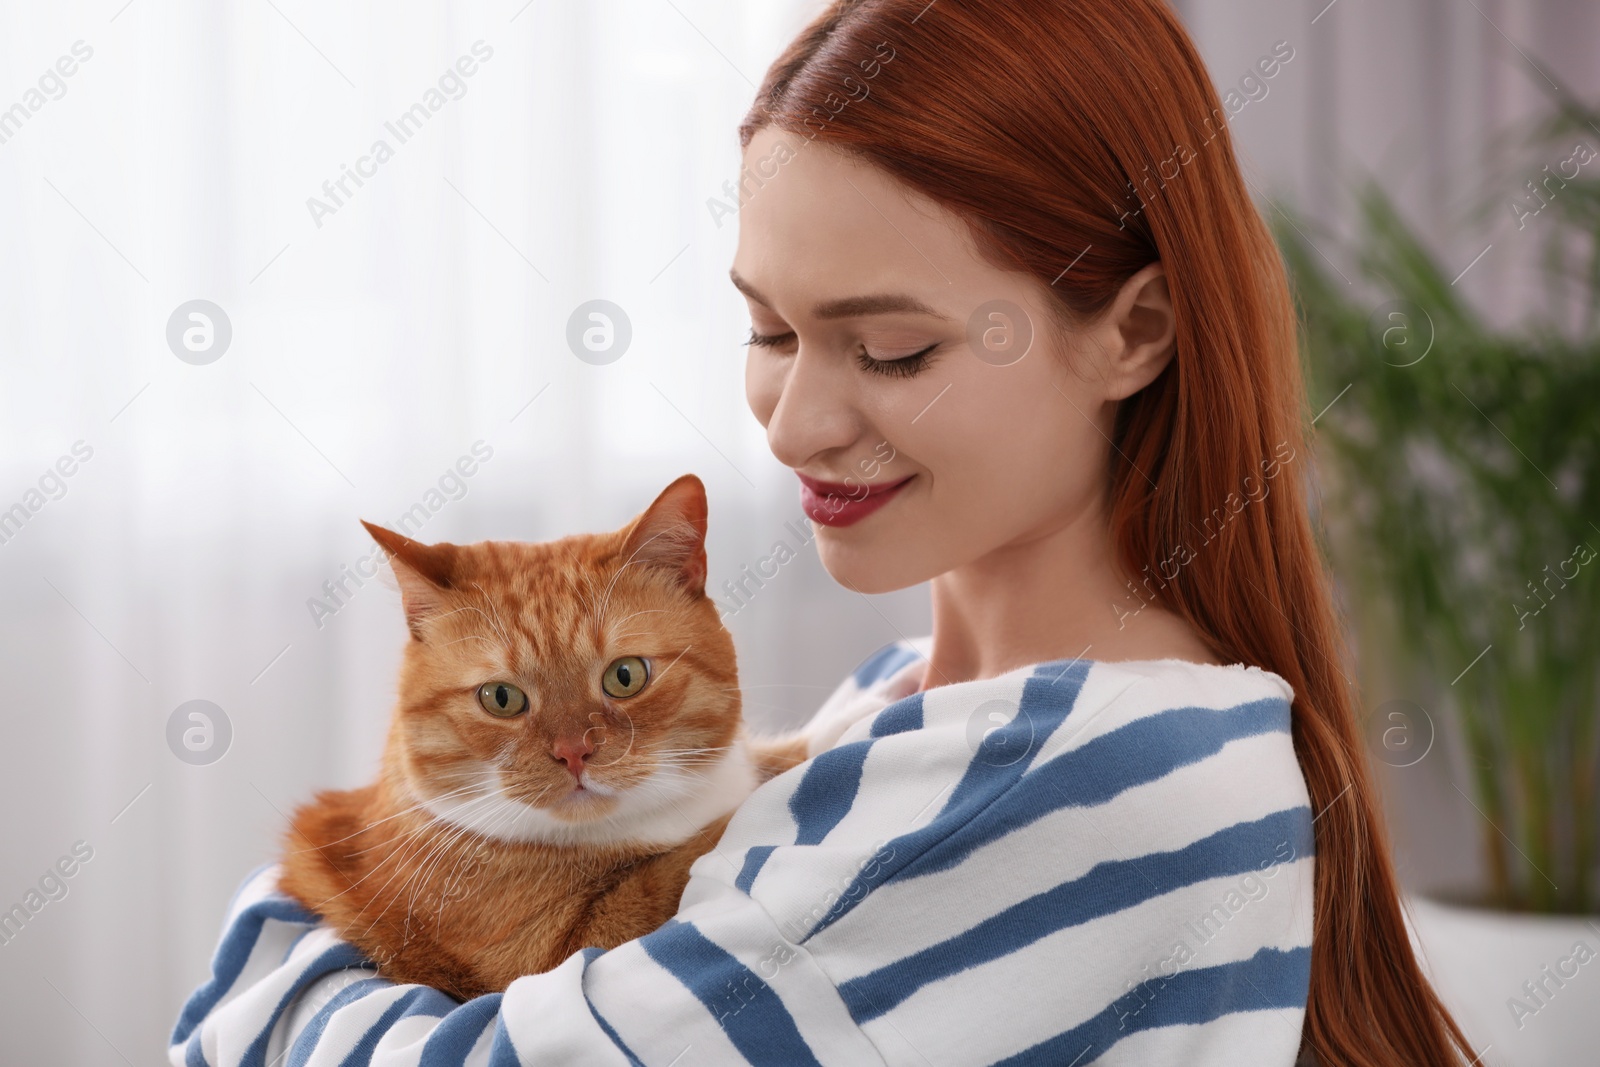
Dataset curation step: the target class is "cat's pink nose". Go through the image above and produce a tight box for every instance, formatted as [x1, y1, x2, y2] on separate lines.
[551, 736, 594, 780]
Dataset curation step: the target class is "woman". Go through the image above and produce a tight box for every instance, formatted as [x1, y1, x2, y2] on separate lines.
[171, 0, 1473, 1063]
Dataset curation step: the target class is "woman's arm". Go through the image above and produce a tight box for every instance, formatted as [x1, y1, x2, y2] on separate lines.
[170, 861, 889, 1066]
[170, 663, 897, 1067]
[172, 654, 1316, 1066]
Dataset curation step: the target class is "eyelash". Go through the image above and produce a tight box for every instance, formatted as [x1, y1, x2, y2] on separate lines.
[743, 329, 940, 379]
[856, 344, 939, 378]
[745, 329, 795, 350]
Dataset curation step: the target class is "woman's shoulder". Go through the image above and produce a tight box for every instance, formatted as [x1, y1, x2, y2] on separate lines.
[836, 635, 934, 697]
[709, 646, 1314, 1060]
[835, 636, 1294, 700]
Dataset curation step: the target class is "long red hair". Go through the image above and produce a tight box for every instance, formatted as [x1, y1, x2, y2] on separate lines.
[741, 1, 1472, 1062]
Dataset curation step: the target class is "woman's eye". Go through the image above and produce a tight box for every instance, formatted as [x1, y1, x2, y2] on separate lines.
[745, 327, 796, 350]
[601, 656, 650, 699]
[855, 342, 940, 378]
[477, 682, 528, 717]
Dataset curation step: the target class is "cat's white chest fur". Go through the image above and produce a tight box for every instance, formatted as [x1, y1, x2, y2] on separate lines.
[416, 735, 760, 847]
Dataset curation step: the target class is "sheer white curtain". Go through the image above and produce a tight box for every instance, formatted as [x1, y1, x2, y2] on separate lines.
[0, 1, 938, 1061]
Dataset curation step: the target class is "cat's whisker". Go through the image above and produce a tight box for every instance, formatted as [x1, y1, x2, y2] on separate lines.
[439, 634, 499, 650]
[609, 608, 667, 629]
[328, 789, 503, 915]
[427, 601, 516, 658]
[634, 741, 729, 758]
[466, 581, 519, 651]
[593, 520, 701, 626]
[707, 683, 838, 693]
[399, 810, 487, 922]
[347, 793, 501, 934]
[285, 779, 486, 857]
[428, 604, 499, 630]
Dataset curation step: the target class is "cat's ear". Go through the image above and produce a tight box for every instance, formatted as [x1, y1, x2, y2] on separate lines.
[360, 521, 459, 640]
[619, 474, 709, 596]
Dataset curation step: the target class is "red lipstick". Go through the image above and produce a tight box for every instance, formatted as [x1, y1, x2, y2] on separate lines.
[797, 472, 913, 527]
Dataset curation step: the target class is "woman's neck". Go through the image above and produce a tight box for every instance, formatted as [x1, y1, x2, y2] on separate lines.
[922, 503, 1221, 689]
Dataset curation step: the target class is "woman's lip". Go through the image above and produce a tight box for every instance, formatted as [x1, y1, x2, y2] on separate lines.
[797, 473, 914, 527]
[796, 472, 911, 497]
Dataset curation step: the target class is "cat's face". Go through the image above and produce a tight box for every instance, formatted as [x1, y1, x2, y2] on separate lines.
[365, 475, 753, 847]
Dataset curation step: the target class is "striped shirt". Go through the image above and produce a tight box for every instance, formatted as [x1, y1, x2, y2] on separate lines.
[170, 638, 1315, 1066]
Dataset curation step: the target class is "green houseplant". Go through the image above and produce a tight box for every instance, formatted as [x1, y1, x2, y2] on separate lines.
[1273, 119, 1600, 916]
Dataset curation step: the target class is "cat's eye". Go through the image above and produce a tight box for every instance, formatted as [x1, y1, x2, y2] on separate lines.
[477, 682, 528, 717]
[601, 657, 649, 699]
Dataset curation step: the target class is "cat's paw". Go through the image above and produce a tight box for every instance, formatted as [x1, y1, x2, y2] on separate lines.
[746, 731, 811, 779]
[801, 691, 890, 758]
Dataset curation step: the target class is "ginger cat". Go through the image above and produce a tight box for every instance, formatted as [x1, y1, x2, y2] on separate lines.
[279, 475, 812, 999]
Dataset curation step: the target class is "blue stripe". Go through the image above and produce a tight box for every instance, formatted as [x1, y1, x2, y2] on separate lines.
[838, 806, 1312, 1022]
[578, 947, 646, 1067]
[789, 740, 871, 844]
[938, 661, 1090, 817]
[488, 1012, 523, 1067]
[991, 945, 1313, 1066]
[869, 693, 923, 737]
[184, 1028, 208, 1067]
[419, 992, 504, 1062]
[799, 662, 1091, 940]
[734, 845, 777, 894]
[290, 977, 386, 1066]
[640, 919, 821, 1066]
[735, 739, 875, 896]
[338, 985, 460, 1067]
[241, 942, 370, 1067]
[739, 665, 930, 897]
[170, 893, 323, 1046]
[902, 697, 1295, 883]
[850, 642, 919, 687]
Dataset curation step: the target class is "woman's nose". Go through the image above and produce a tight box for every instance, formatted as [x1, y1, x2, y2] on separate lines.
[762, 347, 863, 471]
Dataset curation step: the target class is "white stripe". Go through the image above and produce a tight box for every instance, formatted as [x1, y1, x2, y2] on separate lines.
[304, 985, 416, 1065]
[582, 938, 745, 1064]
[875, 856, 1315, 1062]
[1030, 659, 1292, 762]
[674, 891, 891, 1066]
[460, 1021, 497, 1067]
[501, 946, 640, 1066]
[738, 673, 1030, 934]
[1083, 1006, 1308, 1065]
[203, 923, 344, 1066]
[371, 1012, 450, 1067]
[813, 729, 1310, 978]
[274, 965, 383, 1065]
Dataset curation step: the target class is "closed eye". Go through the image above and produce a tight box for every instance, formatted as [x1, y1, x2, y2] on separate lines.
[855, 342, 940, 378]
[745, 328, 796, 350]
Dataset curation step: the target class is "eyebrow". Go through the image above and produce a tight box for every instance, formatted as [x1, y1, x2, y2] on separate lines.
[729, 269, 950, 321]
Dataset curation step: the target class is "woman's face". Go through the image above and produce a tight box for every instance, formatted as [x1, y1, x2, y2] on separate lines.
[732, 127, 1149, 595]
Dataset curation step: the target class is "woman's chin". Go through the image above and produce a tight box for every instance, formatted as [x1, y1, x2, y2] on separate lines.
[815, 534, 932, 595]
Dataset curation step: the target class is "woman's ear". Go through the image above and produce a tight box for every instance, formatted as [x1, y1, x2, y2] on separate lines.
[1093, 261, 1178, 401]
